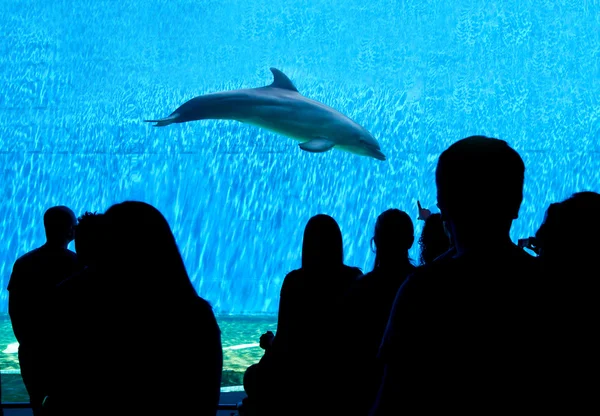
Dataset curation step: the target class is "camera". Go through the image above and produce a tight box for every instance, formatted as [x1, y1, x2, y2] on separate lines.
[517, 237, 540, 254]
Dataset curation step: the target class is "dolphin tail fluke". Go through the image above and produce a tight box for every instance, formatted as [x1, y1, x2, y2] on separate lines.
[143, 113, 180, 127]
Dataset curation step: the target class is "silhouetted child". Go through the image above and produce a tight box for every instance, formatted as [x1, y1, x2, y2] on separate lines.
[7, 206, 79, 416]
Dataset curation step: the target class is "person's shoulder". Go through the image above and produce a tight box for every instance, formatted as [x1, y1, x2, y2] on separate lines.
[342, 265, 363, 279]
[285, 268, 303, 278]
[278, 268, 304, 298]
[64, 248, 77, 259]
[282, 268, 304, 286]
[408, 255, 453, 280]
[406, 263, 418, 275]
[347, 271, 370, 296]
[348, 265, 364, 276]
[357, 269, 376, 282]
[56, 247, 78, 262]
[187, 296, 220, 331]
[184, 295, 216, 318]
[13, 246, 43, 265]
[394, 257, 457, 300]
[192, 295, 215, 312]
[432, 247, 457, 263]
[8, 247, 43, 290]
[354, 267, 382, 287]
[18, 245, 77, 265]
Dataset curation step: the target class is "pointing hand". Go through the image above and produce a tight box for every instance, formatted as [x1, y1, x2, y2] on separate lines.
[417, 200, 432, 221]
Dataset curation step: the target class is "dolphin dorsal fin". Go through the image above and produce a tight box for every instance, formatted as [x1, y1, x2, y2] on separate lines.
[268, 68, 299, 92]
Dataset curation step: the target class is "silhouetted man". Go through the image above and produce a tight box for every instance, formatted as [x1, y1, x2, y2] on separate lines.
[370, 136, 544, 414]
[7, 205, 79, 416]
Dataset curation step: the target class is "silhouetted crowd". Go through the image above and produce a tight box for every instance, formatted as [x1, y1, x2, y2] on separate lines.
[3, 135, 598, 416]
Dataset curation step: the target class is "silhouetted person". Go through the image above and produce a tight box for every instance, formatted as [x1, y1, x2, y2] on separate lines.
[344, 208, 416, 415]
[242, 214, 362, 416]
[41, 210, 108, 411]
[416, 201, 453, 264]
[370, 136, 544, 415]
[46, 201, 223, 416]
[535, 191, 600, 274]
[533, 191, 600, 411]
[7, 206, 79, 416]
[417, 213, 452, 264]
[72, 211, 105, 270]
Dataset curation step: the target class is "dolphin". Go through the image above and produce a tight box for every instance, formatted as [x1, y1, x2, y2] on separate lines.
[144, 68, 386, 161]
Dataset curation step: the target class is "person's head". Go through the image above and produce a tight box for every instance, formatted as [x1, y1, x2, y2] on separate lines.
[371, 208, 414, 269]
[74, 211, 105, 267]
[535, 191, 600, 267]
[418, 213, 452, 265]
[102, 201, 196, 297]
[302, 214, 344, 270]
[43, 206, 77, 247]
[436, 136, 525, 239]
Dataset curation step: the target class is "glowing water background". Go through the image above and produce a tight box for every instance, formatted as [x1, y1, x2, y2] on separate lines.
[1, 0, 599, 314]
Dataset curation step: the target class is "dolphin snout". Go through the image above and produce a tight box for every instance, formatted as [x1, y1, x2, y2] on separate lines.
[371, 149, 386, 161]
[363, 141, 386, 160]
[358, 138, 386, 160]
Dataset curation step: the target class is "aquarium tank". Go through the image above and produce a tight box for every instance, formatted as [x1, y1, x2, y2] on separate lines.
[1, 0, 599, 404]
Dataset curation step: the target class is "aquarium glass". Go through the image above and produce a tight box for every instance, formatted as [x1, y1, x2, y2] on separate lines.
[1, 0, 599, 401]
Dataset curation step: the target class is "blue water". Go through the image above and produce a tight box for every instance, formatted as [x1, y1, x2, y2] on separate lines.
[0, 0, 598, 314]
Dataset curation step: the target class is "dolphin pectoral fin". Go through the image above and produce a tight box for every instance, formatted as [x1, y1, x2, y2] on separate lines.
[143, 113, 180, 127]
[298, 139, 335, 153]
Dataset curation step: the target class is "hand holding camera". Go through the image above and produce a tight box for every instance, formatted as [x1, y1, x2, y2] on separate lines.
[517, 237, 540, 255]
[259, 330, 275, 350]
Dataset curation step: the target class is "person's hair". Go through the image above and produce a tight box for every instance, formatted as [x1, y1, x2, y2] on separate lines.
[74, 211, 104, 266]
[436, 136, 525, 223]
[418, 213, 451, 265]
[371, 208, 414, 270]
[301, 214, 344, 271]
[103, 201, 197, 299]
[43, 205, 76, 243]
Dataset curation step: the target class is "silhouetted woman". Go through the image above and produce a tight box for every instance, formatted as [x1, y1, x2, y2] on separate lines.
[47, 201, 222, 416]
[344, 208, 416, 415]
[535, 191, 600, 273]
[533, 191, 600, 411]
[242, 214, 362, 416]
